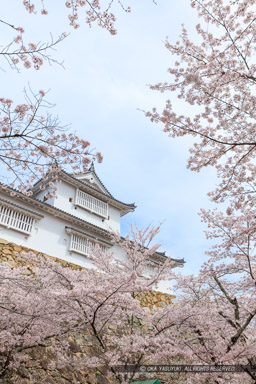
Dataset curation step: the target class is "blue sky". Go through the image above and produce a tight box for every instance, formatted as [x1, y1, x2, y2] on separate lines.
[1, 0, 218, 274]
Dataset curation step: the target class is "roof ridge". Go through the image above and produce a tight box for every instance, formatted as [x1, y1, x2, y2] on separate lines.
[80, 165, 113, 197]
[60, 171, 136, 209]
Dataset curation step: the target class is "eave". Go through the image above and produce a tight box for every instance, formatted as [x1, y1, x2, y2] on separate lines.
[65, 226, 113, 247]
[73, 162, 113, 197]
[120, 236, 185, 268]
[0, 185, 111, 241]
[0, 185, 185, 268]
[33, 171, 136, 217]
[0, 197, 44, 220]
[154, 251, 185, 268]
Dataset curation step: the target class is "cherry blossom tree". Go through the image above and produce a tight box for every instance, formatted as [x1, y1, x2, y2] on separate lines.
[144, 1, 256, 382]
[171, 208, 256, 384]
[0, 227, 183, 384]
[2, 224, 256, 383]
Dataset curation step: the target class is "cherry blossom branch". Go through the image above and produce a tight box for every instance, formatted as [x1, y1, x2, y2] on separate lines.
[227, 307, 256, 353]
[0, 89, 104, 194]
[0, 19, 20, 31]
[149, 0, 256, 207]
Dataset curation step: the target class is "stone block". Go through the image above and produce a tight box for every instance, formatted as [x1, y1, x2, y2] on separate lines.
[14, 245, 22, 252]
[2, 248, 12, 255]
[0, 238, 9, 244]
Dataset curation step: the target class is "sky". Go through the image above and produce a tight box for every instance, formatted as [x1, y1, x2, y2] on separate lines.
[1, 0, 218, 275]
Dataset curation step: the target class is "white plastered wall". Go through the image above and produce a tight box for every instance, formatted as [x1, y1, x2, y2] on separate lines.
[35, 181, 121, 232]
[0, 192, 173, 294]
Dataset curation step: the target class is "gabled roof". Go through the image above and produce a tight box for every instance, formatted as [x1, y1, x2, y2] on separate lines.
[32, 166, 136, 217]
[74, 162, 113, 196]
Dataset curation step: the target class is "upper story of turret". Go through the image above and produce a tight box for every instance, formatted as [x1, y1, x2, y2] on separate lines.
[32, 163, 136, 232]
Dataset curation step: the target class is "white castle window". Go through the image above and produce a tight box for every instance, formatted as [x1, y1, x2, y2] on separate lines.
[0, 204, 35, 234]
[70, 233, 106, 257]
[75, 189, 108, 218]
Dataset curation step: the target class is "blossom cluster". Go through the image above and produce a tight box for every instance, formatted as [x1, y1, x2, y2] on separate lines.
[21, 0, 132, 34]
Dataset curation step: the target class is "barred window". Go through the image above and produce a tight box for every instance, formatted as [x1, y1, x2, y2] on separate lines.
[70, 233, 106, 257]
[0, 204, 34, 234]
[75, 189, 108, 218]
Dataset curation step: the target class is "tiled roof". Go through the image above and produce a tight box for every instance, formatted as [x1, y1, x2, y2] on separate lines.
[65, 226, 113, 247]
[155, 250, 185, 265]
[85, 162, 113, 197]
[0, 197, 44, 219]
[62, 170, 136, 209]
[33, 170, 136, 215]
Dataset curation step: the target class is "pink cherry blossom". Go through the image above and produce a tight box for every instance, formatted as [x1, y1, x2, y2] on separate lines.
[0, 227, 179, 383]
